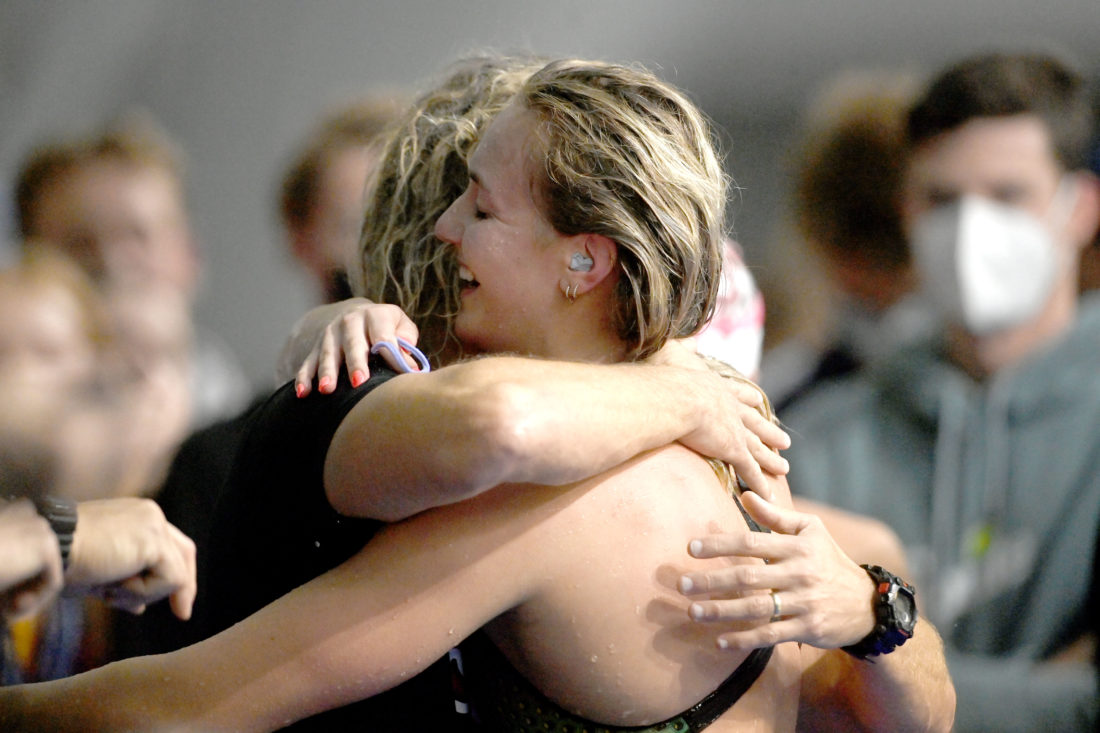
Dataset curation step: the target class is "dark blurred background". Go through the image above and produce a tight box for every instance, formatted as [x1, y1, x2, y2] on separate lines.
[3, 0, 1096, 388]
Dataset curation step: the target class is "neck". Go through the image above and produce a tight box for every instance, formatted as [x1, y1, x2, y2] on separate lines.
[542, 301, 629, 362]
[531, 285, 630, 363]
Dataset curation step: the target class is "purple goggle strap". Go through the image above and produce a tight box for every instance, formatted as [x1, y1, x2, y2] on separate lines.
[369, 338, 431, 374]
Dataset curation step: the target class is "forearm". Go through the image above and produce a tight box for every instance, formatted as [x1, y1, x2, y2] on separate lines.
[326, 356, 721, 520]
[0, 657, 197, 732]
[799, 618, 956, 733]
[0, 592, 365, 732]
[0, 505, 519, 732]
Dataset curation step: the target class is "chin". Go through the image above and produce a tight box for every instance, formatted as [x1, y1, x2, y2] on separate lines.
[453, 319, 487, 353]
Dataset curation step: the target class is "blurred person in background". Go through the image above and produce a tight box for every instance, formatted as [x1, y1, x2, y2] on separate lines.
[1078, 114, 1100, 292]
[279, 96, 408, 304]
[760, 70, 933, 414]
[14, 112, 250, 434]
[0, 246, 178, 502]
[781, 50, 1100, 731]
[0, 246, 196, 684]
[108, 94, 408, 661]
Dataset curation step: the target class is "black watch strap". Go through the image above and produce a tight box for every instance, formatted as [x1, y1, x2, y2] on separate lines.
[32, 495, 79, 570]
[842, 564, 918, 661]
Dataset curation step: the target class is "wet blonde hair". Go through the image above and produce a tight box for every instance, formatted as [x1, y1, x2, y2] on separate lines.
[520, 60, 729, 360]
[350, 55, 545, 360]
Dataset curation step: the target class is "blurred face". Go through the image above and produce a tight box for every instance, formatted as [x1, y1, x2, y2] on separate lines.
[901, 114, 1085, 336]
[30, 160, 198, 297]
[434, 102, 570, 355]
[0, 282, 96, 392]
[901, 114, 1064, 224]
[292, 146, 376, 301]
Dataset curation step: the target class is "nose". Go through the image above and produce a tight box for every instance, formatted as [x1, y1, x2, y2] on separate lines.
[434, 195, 463, 247]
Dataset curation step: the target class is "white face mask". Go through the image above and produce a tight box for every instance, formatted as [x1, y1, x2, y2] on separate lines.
[909, 184, 1074, 335]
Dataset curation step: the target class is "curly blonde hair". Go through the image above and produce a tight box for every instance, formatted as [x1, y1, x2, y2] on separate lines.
[350, 55, 544, 360]
[520, 60, 730, 360]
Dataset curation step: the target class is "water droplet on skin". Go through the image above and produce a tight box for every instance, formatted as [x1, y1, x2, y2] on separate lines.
[607, 643, 616, 654]
[448, 627, 455, 635]
[590, 654, 598, 663]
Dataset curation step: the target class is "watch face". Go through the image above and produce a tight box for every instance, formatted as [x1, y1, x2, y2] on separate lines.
[892, 583, 918, 632]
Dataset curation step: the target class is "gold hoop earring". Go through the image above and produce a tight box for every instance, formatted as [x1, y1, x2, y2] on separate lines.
[561, 281, 578, 303]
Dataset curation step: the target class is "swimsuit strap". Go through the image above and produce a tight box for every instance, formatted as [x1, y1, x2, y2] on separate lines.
[463, 632, 774, 732]
[676, 645, 774, 731]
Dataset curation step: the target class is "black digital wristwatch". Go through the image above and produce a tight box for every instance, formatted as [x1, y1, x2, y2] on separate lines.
[32, 495, 79, 570]
[842, 564, 918, 660]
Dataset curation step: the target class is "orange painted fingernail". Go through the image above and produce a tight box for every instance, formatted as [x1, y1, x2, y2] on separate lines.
[350, 370, 367, 388]
[295, 383, 307, 399]
[319, 376, 333, 393]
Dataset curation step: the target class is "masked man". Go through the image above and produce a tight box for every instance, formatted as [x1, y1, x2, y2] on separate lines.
[780, 51, 1100, 732]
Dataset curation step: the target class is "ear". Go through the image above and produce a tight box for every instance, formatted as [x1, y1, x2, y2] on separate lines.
[1067, 171, 1100, 251]
[560, 234, 618, 296]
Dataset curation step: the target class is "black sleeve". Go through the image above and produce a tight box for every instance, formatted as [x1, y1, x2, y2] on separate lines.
[202, 358, 401, 636]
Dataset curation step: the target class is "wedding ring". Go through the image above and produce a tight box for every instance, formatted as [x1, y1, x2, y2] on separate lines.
[770, 591, 782, 622]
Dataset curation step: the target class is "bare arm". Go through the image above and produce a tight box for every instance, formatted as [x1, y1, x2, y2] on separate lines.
[680, 491, 955, 732]
[2, 449, 776, 732]
[325, 354, 789, 520]
[0, 485, 542, 732]
[798, 620, 954, 733]
[281, 300, 789, 521]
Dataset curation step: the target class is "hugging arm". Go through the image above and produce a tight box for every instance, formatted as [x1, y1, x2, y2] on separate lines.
[285, 300, 790, 522]
[277, 299, 421, 388]
[0, 486, 542, 732]
[680, 490, 955, 732]
[325, 354, 788, 521]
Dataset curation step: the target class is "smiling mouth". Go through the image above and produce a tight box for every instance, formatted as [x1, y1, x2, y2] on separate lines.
[458, 265, 479, 291]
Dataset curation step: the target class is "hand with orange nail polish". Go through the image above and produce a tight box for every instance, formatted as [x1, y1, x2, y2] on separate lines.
[276, 299, 421, 398]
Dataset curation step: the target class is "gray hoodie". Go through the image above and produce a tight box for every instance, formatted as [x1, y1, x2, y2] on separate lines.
[782, 292, 1100, 732]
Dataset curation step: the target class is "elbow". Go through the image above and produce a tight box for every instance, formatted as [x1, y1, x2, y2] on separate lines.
[324, 478, 403, 522]
[452, 380, 537, 488]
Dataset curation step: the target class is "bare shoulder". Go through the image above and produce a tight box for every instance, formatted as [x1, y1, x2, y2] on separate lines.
[482, 445, 765, 724]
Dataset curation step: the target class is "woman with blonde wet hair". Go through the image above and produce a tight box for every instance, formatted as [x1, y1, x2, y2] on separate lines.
[350, 55, 544, 362]
[522, 60, 727, 357]
[1, 57, 952, 732]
